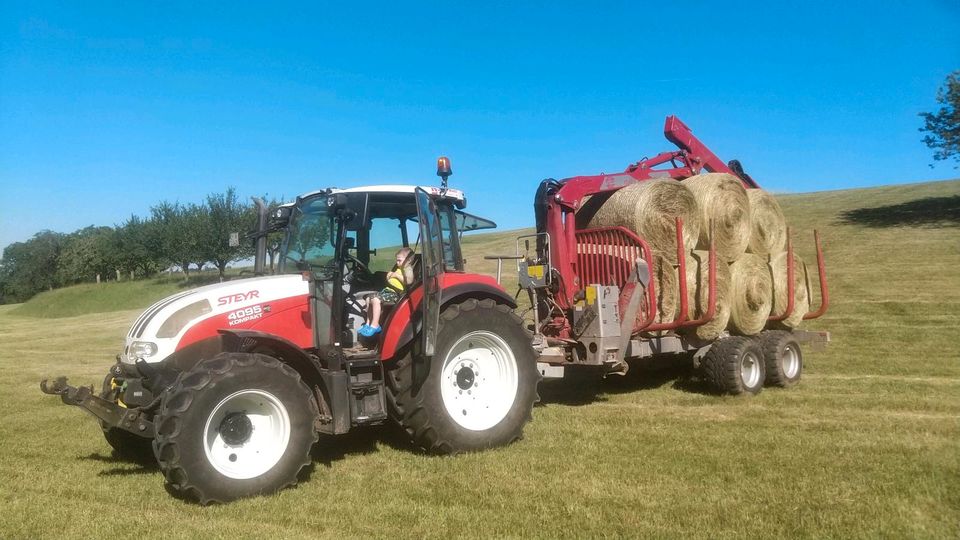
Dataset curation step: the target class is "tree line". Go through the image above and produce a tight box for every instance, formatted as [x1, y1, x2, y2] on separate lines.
[0, 188, 278, 304]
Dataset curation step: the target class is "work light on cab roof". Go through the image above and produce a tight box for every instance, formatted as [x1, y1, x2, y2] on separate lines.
[437, 155, 452, 189]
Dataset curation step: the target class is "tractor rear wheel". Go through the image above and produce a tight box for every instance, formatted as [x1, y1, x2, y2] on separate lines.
[700, 336, 765, 395]
[385, 298, 539, 454]
[759, 330, 803, 387]
[152, 353, 319, 504]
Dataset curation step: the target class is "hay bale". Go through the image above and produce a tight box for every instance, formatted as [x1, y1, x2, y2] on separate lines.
[652, 254, 678, 325]
[586, 179, 700, 264]
[746, 189, 787, 255]
[728, 253, 773, 335]
[682, 173, 750, 262]
[769, 251, 811, 328]
[681, 250, 733, 341]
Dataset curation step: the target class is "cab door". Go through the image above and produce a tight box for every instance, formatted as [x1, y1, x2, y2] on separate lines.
[415, 188, 444, 358]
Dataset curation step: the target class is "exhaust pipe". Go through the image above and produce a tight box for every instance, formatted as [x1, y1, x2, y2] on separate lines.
[252, 197, 269, 276]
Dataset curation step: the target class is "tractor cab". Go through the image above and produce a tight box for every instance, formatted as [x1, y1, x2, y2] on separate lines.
[273, 184, 494, 351]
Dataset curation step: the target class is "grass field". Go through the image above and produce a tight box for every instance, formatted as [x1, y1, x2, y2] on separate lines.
[1, 180, 958, 538]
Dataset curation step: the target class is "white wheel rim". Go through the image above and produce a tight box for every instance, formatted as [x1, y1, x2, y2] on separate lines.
[202, 389, 291, 480]
[740, 351, 762, 389]
[440, 330, 519, 431]
[783, 344, 801, 379]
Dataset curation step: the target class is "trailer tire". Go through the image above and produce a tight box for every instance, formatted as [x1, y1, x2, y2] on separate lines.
[385, 298, 539, 454]
[99, 373, 154, 463]
[152, 353, 319, 504]
[760, 330, 802, 387]
[700, 336, 765, 395]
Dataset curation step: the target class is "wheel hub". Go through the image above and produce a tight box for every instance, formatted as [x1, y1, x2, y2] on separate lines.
[456, 366, 476, 389]
[219, 412, 253, 446]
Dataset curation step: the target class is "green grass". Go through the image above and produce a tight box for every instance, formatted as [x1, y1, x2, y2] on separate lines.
[10, 270, 246, 318]
[1, 180, 958, 538]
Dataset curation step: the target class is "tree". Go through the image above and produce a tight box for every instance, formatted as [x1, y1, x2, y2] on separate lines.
[202, 188, 256, 280]
[116, 215, 165, 278]
[0, 231, 64, 301]
[151, 201, 210, 278]
[920, 70, 960, 167]
[57, 226, 117, 284]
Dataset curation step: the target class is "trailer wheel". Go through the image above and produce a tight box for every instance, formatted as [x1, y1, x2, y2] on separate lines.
[99, 373, 154, 463]
[760, 330, 803, 387]
[385, 298, 539, 454]
[152, 353, 319, 504]
[701, 336, 765, 395]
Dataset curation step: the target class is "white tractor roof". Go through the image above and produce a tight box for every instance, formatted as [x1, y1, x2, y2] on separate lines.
[298, 184, 465, 202]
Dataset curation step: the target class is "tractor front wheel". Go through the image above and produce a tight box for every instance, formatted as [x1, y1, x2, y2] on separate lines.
[386, 298, 539, 454]
[152, 353, 319, 504]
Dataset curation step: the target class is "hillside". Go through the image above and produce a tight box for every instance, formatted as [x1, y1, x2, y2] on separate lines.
[0, 179, 957, 537]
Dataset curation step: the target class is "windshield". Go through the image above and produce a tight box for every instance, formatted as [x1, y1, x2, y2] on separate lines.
[281, 195, 335, 273]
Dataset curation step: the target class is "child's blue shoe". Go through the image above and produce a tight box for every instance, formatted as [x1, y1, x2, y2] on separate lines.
[359, 325, 382, 337]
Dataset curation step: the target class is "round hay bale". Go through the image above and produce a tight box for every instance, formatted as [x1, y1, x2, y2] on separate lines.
[728, 253, 773, 336]
[680, 250, 732, 341]
[586, 179, 700, 264]
[682, 173, 750, 262]
[769, 251, 811, 328]
[746, 189, 787, 255]
[652, 254, 678, 325]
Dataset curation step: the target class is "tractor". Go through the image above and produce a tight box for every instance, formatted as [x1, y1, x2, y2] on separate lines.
[42, 165, 540, 503]
[41, 116, 829, 504]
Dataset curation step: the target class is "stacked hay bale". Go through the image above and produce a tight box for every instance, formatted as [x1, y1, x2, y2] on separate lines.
[586, 179, 700, 263]
[683, 250, 732, 340]
[581, 173, 808, 338]
[744, 188, 809, 330]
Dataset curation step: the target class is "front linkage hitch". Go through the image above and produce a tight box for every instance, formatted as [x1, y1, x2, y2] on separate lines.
[40, 376, 154, 438]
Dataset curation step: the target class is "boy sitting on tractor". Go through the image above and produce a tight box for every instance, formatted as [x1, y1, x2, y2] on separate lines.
[359, 247, 414, 337]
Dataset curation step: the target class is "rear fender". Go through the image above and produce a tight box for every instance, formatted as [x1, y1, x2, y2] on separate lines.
[379, 274, 517, 361]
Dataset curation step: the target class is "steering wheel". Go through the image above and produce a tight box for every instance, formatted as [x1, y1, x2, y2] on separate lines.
[343, 253, 371, 275]
[342, 253, 375, 286]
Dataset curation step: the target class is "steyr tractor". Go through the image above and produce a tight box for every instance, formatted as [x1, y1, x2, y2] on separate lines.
[41, 116, 829, 504]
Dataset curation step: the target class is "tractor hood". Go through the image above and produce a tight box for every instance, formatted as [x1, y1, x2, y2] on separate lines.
[121, 274, 310, 365]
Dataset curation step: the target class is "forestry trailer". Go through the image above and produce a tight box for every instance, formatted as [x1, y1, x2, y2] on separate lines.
[41, 117, 828, 503]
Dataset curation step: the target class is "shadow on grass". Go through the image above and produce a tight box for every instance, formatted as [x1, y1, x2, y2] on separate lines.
[81, 451, 159, 477]
[837, 195, 960, 228]
[537, 356, 715, 407]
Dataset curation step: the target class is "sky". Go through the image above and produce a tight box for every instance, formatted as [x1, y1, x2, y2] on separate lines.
[1, 1, 958, 251]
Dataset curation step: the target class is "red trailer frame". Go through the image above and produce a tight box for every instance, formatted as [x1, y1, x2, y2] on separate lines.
[538, 116, 828, 340]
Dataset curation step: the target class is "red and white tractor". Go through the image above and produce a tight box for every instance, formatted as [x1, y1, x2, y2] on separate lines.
[43, 168, 540, 503]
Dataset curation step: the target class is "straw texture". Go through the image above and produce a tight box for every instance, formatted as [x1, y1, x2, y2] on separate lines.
[587, 179, 700, 264]
[681, 250, 732, 341]
[682, 173, 750, 262]
[746, 189, 787, 255]
[769, 251, 811, 328]
[728, 253, 773, 335]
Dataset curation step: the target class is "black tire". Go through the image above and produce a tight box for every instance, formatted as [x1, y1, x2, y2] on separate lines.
[99, 372, 155, 464]
[759, 330, 803, 387]
[152, 353, 320, 504]
[385, 298, 539, 454]
[700, 336, 765, 395]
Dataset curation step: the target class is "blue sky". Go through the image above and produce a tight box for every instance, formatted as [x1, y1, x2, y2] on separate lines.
[1, 1, 958, 251]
